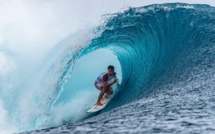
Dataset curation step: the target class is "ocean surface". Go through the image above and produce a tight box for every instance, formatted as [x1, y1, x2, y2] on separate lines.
[1, 2, 215, 134]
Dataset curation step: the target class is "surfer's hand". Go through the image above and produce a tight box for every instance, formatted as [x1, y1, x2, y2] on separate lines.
[113, 78, 118, 83]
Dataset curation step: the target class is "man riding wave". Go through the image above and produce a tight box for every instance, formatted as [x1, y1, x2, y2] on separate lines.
[94, 65, 118, 106]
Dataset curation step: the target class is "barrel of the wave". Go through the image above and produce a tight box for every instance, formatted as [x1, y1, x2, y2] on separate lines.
[80, 3, 215, 111]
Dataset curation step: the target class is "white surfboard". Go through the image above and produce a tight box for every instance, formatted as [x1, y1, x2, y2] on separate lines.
[87, 97, 110, 113]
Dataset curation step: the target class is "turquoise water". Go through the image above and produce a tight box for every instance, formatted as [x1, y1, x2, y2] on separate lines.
[2, 2, 215, 133]
[34, 3, 215, 133]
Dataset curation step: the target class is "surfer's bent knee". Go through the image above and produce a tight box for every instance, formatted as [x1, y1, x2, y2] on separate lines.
[106, 87, 113, 95]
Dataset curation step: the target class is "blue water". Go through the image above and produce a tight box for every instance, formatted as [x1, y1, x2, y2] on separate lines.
[14, 2, 215, 133]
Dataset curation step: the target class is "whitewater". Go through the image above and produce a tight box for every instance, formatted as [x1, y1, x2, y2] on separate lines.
[0, 1, 215, 134]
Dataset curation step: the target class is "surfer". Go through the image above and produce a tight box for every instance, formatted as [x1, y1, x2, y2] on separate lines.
[94, 65, 118, 106]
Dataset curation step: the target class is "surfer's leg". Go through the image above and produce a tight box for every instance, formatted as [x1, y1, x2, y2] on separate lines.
[107, 87, 113, 95]
[105, 87, 113, 98]
[97, 87, 107, 106]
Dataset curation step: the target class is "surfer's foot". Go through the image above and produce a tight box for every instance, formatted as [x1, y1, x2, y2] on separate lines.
[96, 102, 103, 106]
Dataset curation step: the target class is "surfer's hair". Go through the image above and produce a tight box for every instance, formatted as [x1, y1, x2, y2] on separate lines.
[108, 65, 114, 70]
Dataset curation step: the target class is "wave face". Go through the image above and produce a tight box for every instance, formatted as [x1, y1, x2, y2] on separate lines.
[83, 3, 215, 110]
[12, 3, 215, 133]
